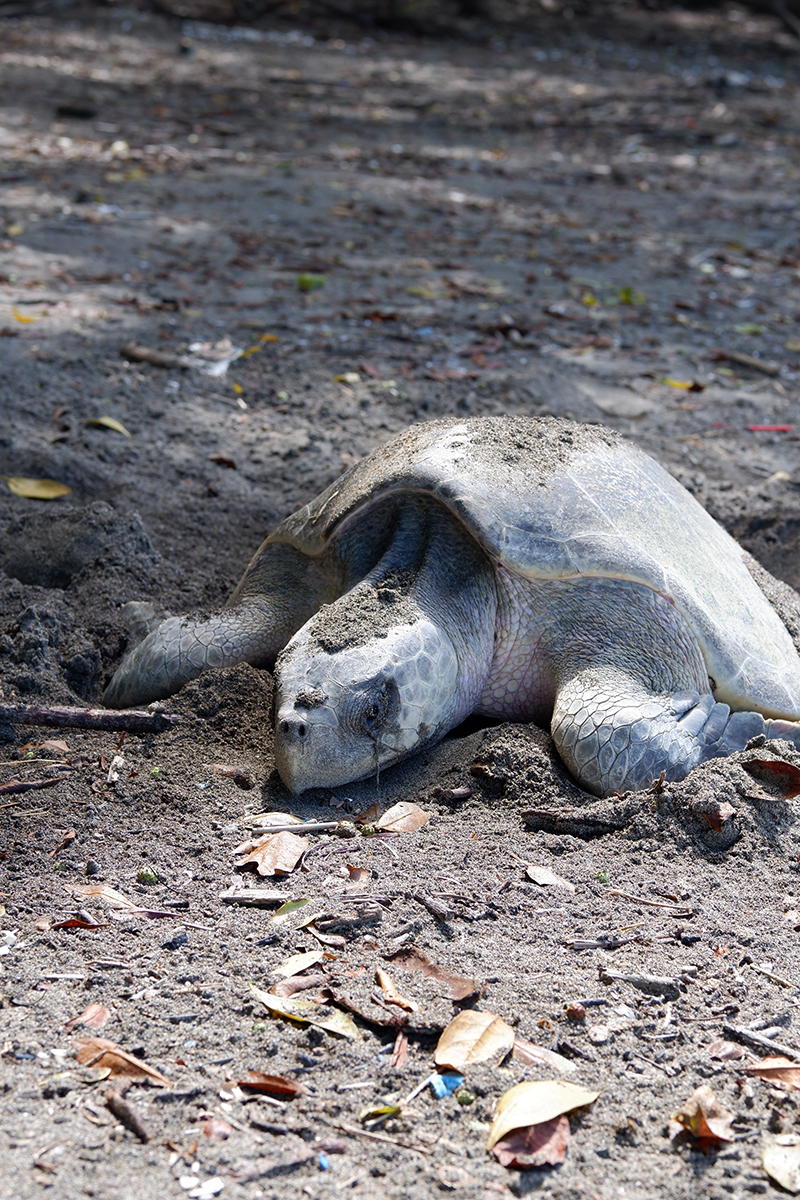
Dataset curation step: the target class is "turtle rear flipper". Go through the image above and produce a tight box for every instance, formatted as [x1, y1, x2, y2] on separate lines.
[551, 669, 800, 796]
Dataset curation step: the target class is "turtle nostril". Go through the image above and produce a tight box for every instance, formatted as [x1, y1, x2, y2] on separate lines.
[297, 722, 307, 738]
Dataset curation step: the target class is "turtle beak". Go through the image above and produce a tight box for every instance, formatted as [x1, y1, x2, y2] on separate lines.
[273, 699, 344, 794]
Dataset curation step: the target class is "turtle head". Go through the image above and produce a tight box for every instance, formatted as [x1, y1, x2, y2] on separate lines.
[273, 607, 459, 794]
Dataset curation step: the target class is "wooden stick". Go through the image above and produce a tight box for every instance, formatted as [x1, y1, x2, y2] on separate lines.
[722, 1022, 800, 1061]
[0, 704, 180, 735]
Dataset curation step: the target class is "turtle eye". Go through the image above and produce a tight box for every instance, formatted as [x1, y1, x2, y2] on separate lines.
[351, 677, 398, 739]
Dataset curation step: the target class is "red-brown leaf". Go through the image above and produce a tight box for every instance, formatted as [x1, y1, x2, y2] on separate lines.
[743, 758, 800, 799]
[492, 1115, 571, 1167]
[237, 1071, 311, 1097]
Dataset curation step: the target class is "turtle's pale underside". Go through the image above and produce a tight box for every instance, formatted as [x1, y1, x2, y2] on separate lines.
[104, 416, 800, 797]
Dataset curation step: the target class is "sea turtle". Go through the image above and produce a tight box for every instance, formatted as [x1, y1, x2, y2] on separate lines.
[103, 415, 800, 797]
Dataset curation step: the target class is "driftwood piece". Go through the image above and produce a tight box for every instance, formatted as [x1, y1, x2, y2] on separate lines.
[105, 1089, 151, 1142]
[0, 704, 180, 735]
[120, 341, 190, 369]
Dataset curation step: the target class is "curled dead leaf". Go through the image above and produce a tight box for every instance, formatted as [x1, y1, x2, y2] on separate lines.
[492, 1114, 571, 1168]
[234, 830, 308, 876]
[237, 1071, 311, 1097]
[384, 944, 477, 1002]
[64, 1003, 111, 1031]
[746, 1056, 800, 1091]
[743, 758, 800, 800]
[375, 801, 429, 833]
[76, 1037, 172, 1087]
[671, 1085, 733, 1151]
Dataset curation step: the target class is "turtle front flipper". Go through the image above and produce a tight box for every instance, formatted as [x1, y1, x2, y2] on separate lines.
[550, 667, 800, 797]
[103, 601, 281, 708]
[104, 542, 341, 709]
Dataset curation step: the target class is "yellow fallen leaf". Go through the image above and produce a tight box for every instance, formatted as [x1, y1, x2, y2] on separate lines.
[435, 1009, 515, 1071]
[763, 1140, 800, 1194]
[232, 382, 244, 393]
[661, 378, 693, 389]
[86, 417, 132, 438]
[6, 223, 24, 237]
[2, 476, 71, 500]
[248, 982, 358, 1038]
[271, 950, 324, 979]
[487, 1081, 600, 1150]
[259, 333, 279, 342]
[334, 372, 361, 384]
[11, 305, 36, 323]
[240, 345, 263, 358]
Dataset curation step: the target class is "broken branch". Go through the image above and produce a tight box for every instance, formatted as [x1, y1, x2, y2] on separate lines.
[0, 704, 180, 735]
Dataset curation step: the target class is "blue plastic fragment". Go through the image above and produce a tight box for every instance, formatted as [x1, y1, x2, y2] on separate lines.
[318, 1154, 330, 1171]
[430, 1072, 465, 1099]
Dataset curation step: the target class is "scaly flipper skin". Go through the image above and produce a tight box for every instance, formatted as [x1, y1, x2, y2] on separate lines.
[103, 543, 342, 708]
[542, 579, 800, 795]
[552, 670, 800, 796]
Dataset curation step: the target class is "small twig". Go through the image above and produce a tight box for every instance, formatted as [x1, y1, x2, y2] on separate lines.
[105, 1089, 150, 1143]
[0, 704, 180, 735]
[750, 963, 795, 989]
[607, 888, 693, 915]
[722, 1022, 800, 1061]
[329, 1120, 430, 1156]
[0, 777, 60, 797]
[249, 822, 340, 835]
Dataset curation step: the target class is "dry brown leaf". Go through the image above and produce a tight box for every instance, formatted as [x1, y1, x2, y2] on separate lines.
[375, 801, 429, 833]
[385, 944, 477, 1002]
[699, 800, 736, 831]
[525, 864, 576, 892]
[65, 882, 138, 909]
[435, 1010, 515, 1071]
[271, 974, 328, 998]
[671, 1085, 734, 1150]
[487, 1081, 599, 1150]
[196, 1115, 232, 1141]
[41, 739, 70, 755]
[65, 1003, 111, 1031]
[346, 865, 370, 887]
[492, 1114, 571, 1168]
[512, 1037, 576, 1074]
[76, 1037, 172, 1087]
[746, 1056, 800, 1090]
[237, 1070, 311, 1097]
[235, 830, 308, 876]
[707, 1039, 746, 1062]
[375, 966, 419, 1012]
